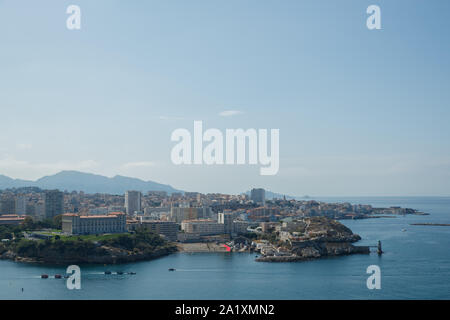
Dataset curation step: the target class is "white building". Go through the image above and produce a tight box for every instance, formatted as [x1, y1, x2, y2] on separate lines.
[170, 207, 212, 223]
[181, 219, 225, 236]
[62, 212, 127, 235]
[218, 212, 233, 234]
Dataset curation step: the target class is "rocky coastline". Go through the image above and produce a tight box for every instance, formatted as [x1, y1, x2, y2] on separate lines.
[253, 217, 371, 262]
[255, 242, 370, 262]
[0, 227, 178, 265]
[0, 245, 177, 265]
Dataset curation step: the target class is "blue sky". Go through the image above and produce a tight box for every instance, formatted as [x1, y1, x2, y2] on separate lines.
[0, 0, 449, 196]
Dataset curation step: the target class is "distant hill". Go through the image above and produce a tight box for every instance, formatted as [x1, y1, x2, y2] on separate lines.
[0, 171, 180, 195]
[0, 175, 31, 189]
[244, 190, 302, 200]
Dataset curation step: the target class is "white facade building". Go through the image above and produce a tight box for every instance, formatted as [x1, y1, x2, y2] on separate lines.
[62, 212, 127, 235]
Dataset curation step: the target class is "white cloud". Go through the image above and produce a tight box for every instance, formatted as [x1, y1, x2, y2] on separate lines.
[219, 110, 243, 117]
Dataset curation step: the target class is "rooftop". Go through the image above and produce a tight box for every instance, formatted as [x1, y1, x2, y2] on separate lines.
[63, 212, 125, 219]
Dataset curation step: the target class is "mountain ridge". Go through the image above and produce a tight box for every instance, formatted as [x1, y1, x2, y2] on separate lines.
[0, 171, 180, 195]
[0, 171, 304, 199]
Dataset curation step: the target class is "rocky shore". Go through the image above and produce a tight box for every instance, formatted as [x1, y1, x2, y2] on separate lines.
[0, 227, 178, 265]
[255, 242, 369, 262]
[0, 245, 177, 265]
[254, 217, 370, 262]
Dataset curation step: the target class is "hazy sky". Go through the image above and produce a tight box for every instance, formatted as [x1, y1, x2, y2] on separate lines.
[1, 0, 449, 196]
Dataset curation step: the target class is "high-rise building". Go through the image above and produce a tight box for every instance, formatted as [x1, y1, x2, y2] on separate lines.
[35, 202, 45, 220]
[44, 190, 64, 219]
[26, 203, 36, 217]
[15, 195, 27, 216]
[218, 212, 234, 234]
[125, 191, 142, 215]
[251, 188, 266, 206]
[0, 196, 16, 215]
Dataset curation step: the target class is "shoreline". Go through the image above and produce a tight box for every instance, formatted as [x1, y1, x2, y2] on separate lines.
[410, 223, 450, 227]
[176, 242, 231, 253]
[0, 246, 177, 266]
[255, 245, 370, 262]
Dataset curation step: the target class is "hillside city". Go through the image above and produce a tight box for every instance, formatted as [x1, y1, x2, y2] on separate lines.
[0, 187, 423, 250]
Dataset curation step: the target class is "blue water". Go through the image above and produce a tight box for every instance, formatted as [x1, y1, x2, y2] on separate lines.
[1, 197, 449, 300]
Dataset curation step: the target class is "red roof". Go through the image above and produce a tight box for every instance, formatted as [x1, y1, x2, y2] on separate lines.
[63, 212, 125, 219]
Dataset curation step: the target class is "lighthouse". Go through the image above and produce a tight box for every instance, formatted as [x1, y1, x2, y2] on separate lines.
[377, 240, 383, 255]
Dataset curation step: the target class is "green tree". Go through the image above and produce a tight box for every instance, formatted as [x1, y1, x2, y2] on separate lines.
[53, 215, 63, 230]
[22, 216, 35, 230]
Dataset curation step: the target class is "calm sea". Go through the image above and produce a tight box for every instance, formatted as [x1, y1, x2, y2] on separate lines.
[1, 197, 449, 300]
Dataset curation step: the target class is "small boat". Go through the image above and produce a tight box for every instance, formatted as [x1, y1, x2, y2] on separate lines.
[104, 271, 112, 275]
[64, 275, 70, 279]
[41, 274, 49, 279]
[128, 272, 136, 275]
[168, 268, 176, 272]
[54, 274, 62, 279]
[116, 271, 124, 275]
[402, 229, 407, 232]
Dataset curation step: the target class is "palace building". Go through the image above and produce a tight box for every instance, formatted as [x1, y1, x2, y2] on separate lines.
[62, 212, 126, 235]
